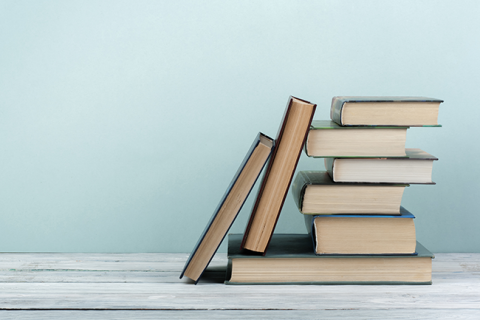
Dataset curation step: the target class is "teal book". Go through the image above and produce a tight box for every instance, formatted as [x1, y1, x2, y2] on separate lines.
[330, 96, 443, 127]
[325, 148, 438, 184]
[291, 171, 408, 215]
[304, 207, 417, 255]
[226, 234, 433, 285]
[305, 120, 409, 158]
[180, 133, 273, 284]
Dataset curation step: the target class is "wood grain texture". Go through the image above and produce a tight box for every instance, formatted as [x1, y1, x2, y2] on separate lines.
[0, 310, 479, 320]
[0, 253, 478, 319]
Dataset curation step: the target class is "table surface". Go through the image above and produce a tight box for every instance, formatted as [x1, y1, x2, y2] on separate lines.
[0, 252, 479, 319]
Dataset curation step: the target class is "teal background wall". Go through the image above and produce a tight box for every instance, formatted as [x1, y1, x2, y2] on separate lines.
[1, 0, 478, 253]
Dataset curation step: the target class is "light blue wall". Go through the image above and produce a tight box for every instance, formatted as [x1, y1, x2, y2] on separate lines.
[1, 0, 478, 253]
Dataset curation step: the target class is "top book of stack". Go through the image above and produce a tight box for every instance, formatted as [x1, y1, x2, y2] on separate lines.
[330, 96, 443, 127]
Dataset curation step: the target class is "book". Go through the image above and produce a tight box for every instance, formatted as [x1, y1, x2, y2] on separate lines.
[292, 171, 407, 215]
[226, 233, 433, 285]
[325, 148, 438, 184]
[304, 207, 416, 255]
[330, 96, 443, 126]
[241, 96, 316, 254]
[305, 120, 408, 157]
[180, 133, 273, 283]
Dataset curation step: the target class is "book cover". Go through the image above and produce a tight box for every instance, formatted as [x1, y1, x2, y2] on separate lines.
[180, 132, 273, 283]
[241, 96, 316, 254]
[330, 96, 443, 127]
[226, 233, 434, 285]
[304, 207, 417, 255]
[325, 148, 438, 184]
[291, 171, 408, 215]
[305, 120, 409, 158]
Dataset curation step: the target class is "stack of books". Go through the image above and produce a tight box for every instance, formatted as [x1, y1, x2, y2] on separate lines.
[180, 96, 442, 285]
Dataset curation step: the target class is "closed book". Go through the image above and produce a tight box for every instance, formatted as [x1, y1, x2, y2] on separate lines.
[242, 96, 316, 254]
[180, 133, 273, 283]
[304, 207, 416, 255]
[325, 148, 438, 184]
[305, 120, 408, 158]
[330, 96, 443, 127]
[292, 171, 407, 215]
[226, 234, 433, 285]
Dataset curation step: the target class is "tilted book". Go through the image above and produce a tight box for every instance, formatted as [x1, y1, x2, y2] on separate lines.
[226, 233, 433, 285]
[241, 96, 316, 254]
[304, 207, 416, 255]
[330, 96, 443, 127]
[292, 171, 408, 215]
[180, 133, 273, 283]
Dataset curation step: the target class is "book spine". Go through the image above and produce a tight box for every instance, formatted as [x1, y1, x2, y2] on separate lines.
[324, 158, 335, 182]
[225, 258, 233, 283]
[303, 128, 312, 157]
[291, 172, 309, 212]
[330, 97, 344, 126]
[303, 214, 316, 252]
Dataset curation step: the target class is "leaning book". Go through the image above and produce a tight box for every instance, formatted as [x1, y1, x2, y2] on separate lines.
[180, 133, 273, 283]
[226, 234, 433, 285]
[242, 96, 316, 254]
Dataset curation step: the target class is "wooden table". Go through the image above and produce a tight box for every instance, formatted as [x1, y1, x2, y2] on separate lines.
[1, 252, 479, 319]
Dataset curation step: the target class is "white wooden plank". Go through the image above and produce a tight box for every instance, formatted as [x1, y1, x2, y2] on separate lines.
[0, 253, 478, 283]
[0, 253, 197, 272]
[0, 270, 478, 284]
[1, 281, 480, 310]
[0, 270, 226, 283]
[2, 253, 480, 272]
[0, 253, 479, 312]
[1, 309, 479, 320]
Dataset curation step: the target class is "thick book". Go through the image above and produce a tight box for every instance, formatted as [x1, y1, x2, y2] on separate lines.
[241, 96, 316, 254]
[180, 133, 273, 283]
[305, 120, 408, 157]
[304, 207, 416, 255]
[292, 171, 408, 215]
[330, 96, 443, 126]
[226, 234, 433, 285]
[325, 148, 438, 184]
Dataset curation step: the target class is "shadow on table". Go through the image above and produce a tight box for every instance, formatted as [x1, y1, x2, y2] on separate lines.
[182, 265, 227, 285]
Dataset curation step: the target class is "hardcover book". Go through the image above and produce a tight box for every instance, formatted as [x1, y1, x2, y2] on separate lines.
[241, 96, 316, 254]
[292, 171, 407, 215]
[304, 207, 416, 255]
[330, 96, 443, 126]
[180, 133, 273, 283]
[325, 148, 438, 184]
[305, 120, 408, 157]
[226, 233, 433, 285]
